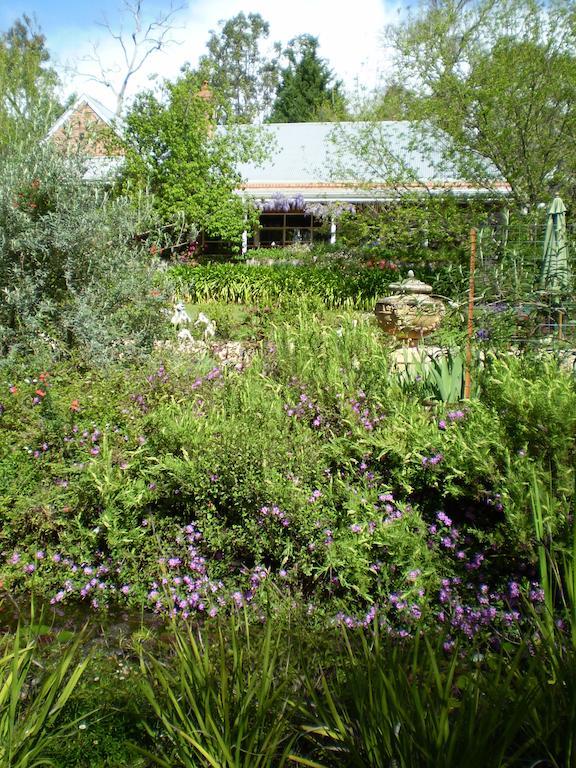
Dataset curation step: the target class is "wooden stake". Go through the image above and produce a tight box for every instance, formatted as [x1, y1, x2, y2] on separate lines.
[464, 228, 477, 399]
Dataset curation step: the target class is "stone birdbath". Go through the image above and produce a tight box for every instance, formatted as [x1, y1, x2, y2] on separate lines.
[374, 270, 445, 342]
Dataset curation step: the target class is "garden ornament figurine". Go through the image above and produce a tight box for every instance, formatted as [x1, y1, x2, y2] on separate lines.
[177, 328, 194, 343]
[171, 302, 191, 329]
[194, 312, 217, 340]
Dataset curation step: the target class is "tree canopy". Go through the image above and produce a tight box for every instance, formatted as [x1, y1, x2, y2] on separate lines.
[385, 0, 576, 207]
[198, 12, 280, 124]
[121, 71, 270, 244]
[269, 35, 347, 123]
[0, 15, 61, 149]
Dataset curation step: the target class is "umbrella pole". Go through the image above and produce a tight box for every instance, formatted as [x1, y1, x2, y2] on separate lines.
[464, 228, 476, 400]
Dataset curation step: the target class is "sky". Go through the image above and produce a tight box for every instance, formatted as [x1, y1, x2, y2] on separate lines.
[0, 0, 404, 111]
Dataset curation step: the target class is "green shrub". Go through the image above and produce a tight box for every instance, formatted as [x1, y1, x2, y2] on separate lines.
[137, 612, 296, 767]
[0, 624, 90, 768]
[297, 626, 534, 768]
[0, 139, 168, 364]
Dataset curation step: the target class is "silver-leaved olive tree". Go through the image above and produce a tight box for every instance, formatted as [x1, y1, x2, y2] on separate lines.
[0, 130, 168, 363]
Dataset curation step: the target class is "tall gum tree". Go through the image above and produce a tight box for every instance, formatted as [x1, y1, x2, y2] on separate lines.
[0, 15, 61, 150]
[198, 12, 280, 124]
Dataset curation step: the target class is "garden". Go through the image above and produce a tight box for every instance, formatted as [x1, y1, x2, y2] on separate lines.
[1, 138, 576, 767]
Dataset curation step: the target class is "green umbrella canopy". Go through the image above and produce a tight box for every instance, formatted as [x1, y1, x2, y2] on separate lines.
[540, 196, 570, 293]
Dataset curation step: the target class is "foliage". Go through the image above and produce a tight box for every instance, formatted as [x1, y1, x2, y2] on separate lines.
[269, 35, 347, 123]
[0, 624, 90, 767]
[0, 15, 61, 152]
[333, 190, 488, 261]
[167, 263, 398, 308]
[352, 80, 414, 121]
[397, 348, 467, 404]
[1, 307, 574, 635]
[136, 612, 296, 767]
[481, 354, 576, 500]
[198, 13, 280, 124]
[386, 0, 576, 208]
[0, 137, 168, 363]
[296, 627, 533, 768]
[1, 301, 576, 767]
[522, 471, 576, 767]
[122, 69, 270, 244]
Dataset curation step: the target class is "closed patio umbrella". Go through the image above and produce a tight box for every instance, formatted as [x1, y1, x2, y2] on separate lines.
[540, 196, 570, 293]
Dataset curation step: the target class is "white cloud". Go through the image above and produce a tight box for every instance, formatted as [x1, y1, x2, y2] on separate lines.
[53, 0, 400, 112]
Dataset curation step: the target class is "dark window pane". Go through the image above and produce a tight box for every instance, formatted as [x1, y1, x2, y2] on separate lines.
[260, 214, 284, 227]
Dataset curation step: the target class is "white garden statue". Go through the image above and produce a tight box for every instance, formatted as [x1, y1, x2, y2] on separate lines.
[194, 312, 216, 340]
[177, 328, 194, 343]
[171, 302, 191, 329]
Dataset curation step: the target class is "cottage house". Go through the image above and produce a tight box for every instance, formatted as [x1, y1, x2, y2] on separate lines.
[46, 97, 507, 252]
[234, 121, 508, 250]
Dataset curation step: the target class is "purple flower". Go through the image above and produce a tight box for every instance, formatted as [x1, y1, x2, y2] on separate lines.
[436, 511, 452, 527]
[410, 605, 422, 619]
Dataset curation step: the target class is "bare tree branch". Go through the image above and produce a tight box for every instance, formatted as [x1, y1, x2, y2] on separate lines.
[71, 0, 186, 117]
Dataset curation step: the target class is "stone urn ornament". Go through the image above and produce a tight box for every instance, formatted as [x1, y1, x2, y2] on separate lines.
[374, 270, 445, 341]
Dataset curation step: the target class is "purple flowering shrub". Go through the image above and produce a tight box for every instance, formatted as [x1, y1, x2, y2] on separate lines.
[0, 317, 574, 643]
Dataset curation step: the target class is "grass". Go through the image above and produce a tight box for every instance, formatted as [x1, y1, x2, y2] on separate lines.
[0, 621, 90, 768]
[135, 611, 297, 768]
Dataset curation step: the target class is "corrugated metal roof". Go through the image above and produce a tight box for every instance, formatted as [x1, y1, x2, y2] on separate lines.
[237, 122, 454, 186]
[236, 121, 506, 199]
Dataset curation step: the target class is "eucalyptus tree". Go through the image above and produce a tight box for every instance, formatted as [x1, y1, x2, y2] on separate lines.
[198, 12, 280, 124]
[0, 15, 61, 150]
